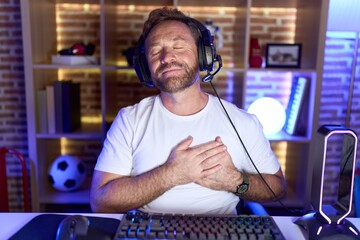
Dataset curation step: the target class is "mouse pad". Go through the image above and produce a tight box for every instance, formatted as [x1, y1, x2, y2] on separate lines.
[9, 214, 120, 240]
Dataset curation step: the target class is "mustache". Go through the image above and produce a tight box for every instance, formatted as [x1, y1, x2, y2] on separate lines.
[155, 62, 184, 75]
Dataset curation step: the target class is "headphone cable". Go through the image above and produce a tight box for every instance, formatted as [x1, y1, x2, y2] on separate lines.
[206, 61, 302, 215]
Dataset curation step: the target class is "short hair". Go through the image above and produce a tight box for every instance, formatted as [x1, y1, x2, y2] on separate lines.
[141, 7, 200, 43]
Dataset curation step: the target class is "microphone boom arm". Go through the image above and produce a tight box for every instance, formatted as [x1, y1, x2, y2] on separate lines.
[202, 55, 223, 82]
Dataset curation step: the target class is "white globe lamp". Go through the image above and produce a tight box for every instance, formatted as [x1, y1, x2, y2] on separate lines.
[247, 97, 286, 137]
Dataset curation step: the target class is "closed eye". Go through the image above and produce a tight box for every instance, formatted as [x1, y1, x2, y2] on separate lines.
[149, 49, 161, 56]
[147, 50, 162, 61]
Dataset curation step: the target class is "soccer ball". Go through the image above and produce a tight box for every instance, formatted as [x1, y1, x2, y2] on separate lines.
[48, 155, 86, 192]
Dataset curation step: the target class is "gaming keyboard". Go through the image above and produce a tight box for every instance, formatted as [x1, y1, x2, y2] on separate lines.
[114, 210, 285, 239]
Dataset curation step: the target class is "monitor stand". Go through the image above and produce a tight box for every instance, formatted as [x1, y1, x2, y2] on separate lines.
[294, 212, 360, 240]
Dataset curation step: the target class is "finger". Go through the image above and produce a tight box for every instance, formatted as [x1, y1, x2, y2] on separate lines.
[174, 136, 193, 151]
[191, 140, 223, 157]
[215, 136, 222, 143]
[197, 144, 227, 161]
[201, 151, 226, 168]
[202, 164, 222, 177]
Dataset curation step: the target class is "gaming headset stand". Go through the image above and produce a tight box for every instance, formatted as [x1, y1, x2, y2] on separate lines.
[295, 211, 359, 239]
[294, 125, 360, 239]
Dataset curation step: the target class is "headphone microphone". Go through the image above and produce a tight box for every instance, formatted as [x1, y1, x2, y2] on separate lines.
[202, 54, 222, 83]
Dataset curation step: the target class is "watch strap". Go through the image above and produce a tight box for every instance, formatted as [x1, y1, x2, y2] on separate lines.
[235, 172, 249, 196]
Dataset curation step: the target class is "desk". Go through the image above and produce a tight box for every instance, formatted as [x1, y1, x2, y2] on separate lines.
[1, 213, 360, 240]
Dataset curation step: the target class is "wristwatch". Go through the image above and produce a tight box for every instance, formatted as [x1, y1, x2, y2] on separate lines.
[235, 173, 249, 196]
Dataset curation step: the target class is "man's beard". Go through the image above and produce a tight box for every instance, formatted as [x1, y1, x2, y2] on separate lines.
[152, 61, 198, 93]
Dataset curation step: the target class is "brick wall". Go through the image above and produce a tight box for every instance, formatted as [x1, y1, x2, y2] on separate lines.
[250, 8, 296, 49]
[2, 2, 359, 211]
[246, 8, 297, 108]
[320, 35, 360, 203]
[0, 0, 29, 211]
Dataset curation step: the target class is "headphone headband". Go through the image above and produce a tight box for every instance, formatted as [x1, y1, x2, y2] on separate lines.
[133, 17, 216, 87]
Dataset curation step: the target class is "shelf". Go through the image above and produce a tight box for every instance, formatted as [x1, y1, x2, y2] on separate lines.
[252, 0, 303, 8]
[268, 131, 310, 142]
[36, 123, 103, 140]
[32, 64, 135, 71]
[40, 176, 92, 205]
[220, 67, 246, 73]
[114, 0, 174, 6]
[22, 0, 328, 213]
[40, 189, 90, 204]
[56, 0, 99, 3]
[33, 63, 101, 70]
[246, 68, 317, 73]
[176, 0, 247, 7]
[36, 132, 102, 140]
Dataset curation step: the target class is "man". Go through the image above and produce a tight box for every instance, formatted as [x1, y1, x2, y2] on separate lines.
[90, 7, 286, 214]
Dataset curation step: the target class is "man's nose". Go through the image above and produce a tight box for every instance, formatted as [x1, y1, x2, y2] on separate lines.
[160, 48, 176, 64]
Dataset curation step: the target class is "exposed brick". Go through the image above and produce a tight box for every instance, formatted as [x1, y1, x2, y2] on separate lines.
[0, 2, 356, 210]
[268, 26, 296, 32]
[281, 19, 296, 24]
[269, 11, 296, 17]
[0, 6, 18, 12]
[58, 22, 87, 28]
[251, 18, 277, 24]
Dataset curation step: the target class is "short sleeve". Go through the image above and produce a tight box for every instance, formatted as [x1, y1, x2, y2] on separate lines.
[94, 109, 134, 176]
[239, 113, 281, 174]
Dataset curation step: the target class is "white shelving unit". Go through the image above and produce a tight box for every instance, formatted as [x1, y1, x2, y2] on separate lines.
[21, 0, 329, 212]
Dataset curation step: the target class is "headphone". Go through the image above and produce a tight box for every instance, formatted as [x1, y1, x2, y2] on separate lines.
[133, 17, 216, 87]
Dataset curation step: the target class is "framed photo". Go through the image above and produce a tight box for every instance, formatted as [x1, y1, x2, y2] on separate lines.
[265, 43, 302, 68]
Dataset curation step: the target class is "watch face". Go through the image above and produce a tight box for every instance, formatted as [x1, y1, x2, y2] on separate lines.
[237, 184, 248, 194]
[236, 173, 249, 196]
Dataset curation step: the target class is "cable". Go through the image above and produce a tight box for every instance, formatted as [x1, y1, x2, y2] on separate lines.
[206, 57, 303, 215]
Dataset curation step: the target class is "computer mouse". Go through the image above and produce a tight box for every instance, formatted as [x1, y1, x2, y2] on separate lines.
[56, 215, 89, 240]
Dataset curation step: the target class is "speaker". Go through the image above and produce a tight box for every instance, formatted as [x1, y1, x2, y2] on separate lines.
[133, 17, 216, 87]
[295, 125, 359, 239]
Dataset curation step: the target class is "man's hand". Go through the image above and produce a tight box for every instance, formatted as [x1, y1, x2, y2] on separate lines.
[195, 136, 287, 202]
[164, 136, 228, 186]
[195, 136, 241, 192]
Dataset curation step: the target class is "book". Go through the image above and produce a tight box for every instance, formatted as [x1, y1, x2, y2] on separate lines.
[46, 85, 56, 134]
[36, 89, 48, 133]
[54, 81, 64, 133]
[62, 81, 81, 133]
[54, 80, 81, 133]
[51, 55, 98, 65]
[284, 76, 309, 136]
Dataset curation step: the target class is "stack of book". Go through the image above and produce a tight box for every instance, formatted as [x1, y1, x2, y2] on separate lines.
[37, 80, 81, 134]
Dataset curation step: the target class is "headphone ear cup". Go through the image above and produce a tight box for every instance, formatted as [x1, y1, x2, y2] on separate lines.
[203, 43, 215, 71]
[197, 40, 206, 71]
[133, 37, 154, 87]
[197, 39, 214, 71]
[190, 18, 215, 72]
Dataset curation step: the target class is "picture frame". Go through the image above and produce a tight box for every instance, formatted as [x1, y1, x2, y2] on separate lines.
[265, 43, 302, 68]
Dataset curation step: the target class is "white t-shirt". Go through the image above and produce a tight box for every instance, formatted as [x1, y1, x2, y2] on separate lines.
[95, 94, 280, 214]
